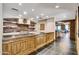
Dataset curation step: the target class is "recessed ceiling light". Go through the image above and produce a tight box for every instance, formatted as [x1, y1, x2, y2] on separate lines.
[55, 5, 60, 8]
[19, 14, 22, 17]
[31, 18, 34, 20]
[40, 13, 44, 16]
[46, 16, 49, 18]
[63, 15, 67, 18]
[23, 11, 27, 15]
[32, 9, 35, 11]
[36, 16, 39, 19]
[19, 3, 22, 6]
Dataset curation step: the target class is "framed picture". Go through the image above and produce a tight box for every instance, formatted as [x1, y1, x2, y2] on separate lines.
[40, 23, 45, 30]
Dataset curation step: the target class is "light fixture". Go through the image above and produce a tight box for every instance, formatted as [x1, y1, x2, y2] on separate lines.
[32, 9, 35, 12]
[63, 15, 67, 18]
[36, 16, 39, 19]
[19, 14, 22, 17]
[23, 11, 27, 15]
[46, 16, 49, 18]
[31, 18, 34, 20]
[55, 5, 60, 8]
[40, 13, 44, 16]
[19, 3, 22, 6]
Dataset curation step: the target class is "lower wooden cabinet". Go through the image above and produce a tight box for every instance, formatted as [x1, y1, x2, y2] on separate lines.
[2, 36, 35, 55]
[11, 41, 19, 54]
[2, 32, 55, 55]
[2, 42, 12, 55]
[46, 33, 54, 43]
[35, 34, 46, 49]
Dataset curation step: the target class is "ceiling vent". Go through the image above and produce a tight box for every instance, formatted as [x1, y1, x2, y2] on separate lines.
[11, 8, 19, 11]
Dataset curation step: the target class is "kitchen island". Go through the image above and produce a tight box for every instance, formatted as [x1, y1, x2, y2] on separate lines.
[2, 32, 55, 55]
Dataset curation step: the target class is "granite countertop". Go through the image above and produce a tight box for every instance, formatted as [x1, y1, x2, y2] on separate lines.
[3, 34, 36, 40]
[2, 34, 36, 43]
[2, 32, 46, 43]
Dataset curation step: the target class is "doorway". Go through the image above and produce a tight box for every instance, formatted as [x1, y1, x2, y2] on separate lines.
[56, 20, 76, 40]
[54, 20, 77, 54]
[56, 21, 70, 38]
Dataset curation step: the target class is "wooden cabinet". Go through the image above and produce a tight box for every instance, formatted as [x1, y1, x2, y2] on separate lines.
[35, 34, 46, 50]
[2, 42, 12, 55]
[26, 37, 35, 54]
[18, 36, 35, 55]
[2, 32, 55, 55]
[18, 38, 27, 54]
[46, 32, 54, 43]
[2, 36, 35, 55]
[11, 41, 18, 54]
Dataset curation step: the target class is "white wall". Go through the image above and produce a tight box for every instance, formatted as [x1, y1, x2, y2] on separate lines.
[37, 18, 55, 33]
[38, 20, 47, 33]
[45, 18, 55, 33]
[45, 19, 55, 39]
[0, 3, 3, 55]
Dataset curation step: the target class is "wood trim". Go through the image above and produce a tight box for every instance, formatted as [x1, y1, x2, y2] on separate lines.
[57, 19, 75, 22]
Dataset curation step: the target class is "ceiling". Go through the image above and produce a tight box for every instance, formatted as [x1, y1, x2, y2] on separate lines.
[3, 3, 79, 21]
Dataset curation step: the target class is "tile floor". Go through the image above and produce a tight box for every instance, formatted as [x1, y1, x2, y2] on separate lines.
[31, 33, 77, 55]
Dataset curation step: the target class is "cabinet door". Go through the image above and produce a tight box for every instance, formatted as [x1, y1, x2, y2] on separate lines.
[36, 37, 41, 46]
[46, 33, 50, 42]
[40, 36, 43, 44]
[17, 38, 30, 55]
[25, 39, 28, 51]
[27, 37, 34, 51]
[30, 39, 35, 50]
[21, 40, 26, 51]
[2, 43, 9, 54]
[3, 41, 18, 55]
[11, 42, 17, 55]
[43, 35, 46, 43]
[3, 42, 12, 55]
[15, 40, 21, 54]
[46, 33, 54, 43]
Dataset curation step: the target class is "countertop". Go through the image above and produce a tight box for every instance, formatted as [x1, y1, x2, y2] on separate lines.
[3, 32, 46, 43]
